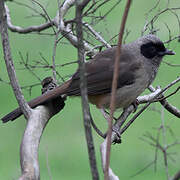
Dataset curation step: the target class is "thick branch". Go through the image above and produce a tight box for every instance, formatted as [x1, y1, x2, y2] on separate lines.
[55, 0, 97, 54]
[100, 138, 119, 180]
[19, 77, 65, 180]
[19, 106, 51, 180]
[19, 100, 62, 180]
[5, 0, 97, 54]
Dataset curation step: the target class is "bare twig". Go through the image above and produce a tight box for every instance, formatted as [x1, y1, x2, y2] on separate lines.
[164, 35, 180, 43]
[45, 146, 53, 180]
[51, 0, 62, 82]
[120, 77, 180, 135]
[31, 0, 56, 34]
[83, 22, 111, 48]
[158, 86, 180, 101]
[21, 83, 41, 96]
[19, 52, 42, 82]
[149, 85, 180, 118]
[76, 1, 99, 179]
[0, 1, 31, 119]
[163, 61, 180, 67]
[161, 107, 170, 179]
[52, 31, 59, 82]
[130, 161, 155, 178]
[1, 2, 66, 179]
[90, 115, 106, 138]
[100, 138, 119, 180]
[83, 0, 122, 25]
[2, 0, 180, 179]
[108, 77, 180, 146]
[142, 7, 180, 35]
[5, 4, 55, 34]
[13, 0, 48, 21]
[105, 1, 132, 180]
[55, 0, 96, 54]
[139, 121, 180, 180]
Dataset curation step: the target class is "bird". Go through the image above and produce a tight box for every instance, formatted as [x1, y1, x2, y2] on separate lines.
[1, 34, 175, 123]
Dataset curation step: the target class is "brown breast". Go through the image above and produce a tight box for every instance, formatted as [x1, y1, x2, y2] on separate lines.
[88, 94, 111, 109]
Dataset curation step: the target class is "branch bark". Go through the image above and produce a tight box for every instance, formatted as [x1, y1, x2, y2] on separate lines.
[5, 4, 55, 34]
[0, 1, 31, 119]
[105, 0, 132, 179]
[55, 0, 96, 53]
[1, 2, 66, 179]
[19, 106, 52, 180]
[19, 77, 65, 180]
[76, 1, 99, 179]
[2, 1, 180, 179]
[149, 85, 180, 118]
[115, 76, 180, 140]
[100, 76, 180, 180]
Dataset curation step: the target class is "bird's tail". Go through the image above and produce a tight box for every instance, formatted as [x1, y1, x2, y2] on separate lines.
[1, 80, 71, 123]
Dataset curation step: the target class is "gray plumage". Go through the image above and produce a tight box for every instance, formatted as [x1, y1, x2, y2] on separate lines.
[67, 34, 174, 108]
[1, 34, 175, 122]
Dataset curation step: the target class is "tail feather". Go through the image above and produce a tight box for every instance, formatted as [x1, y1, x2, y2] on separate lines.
[1, 80, 71, 123]
[2, 108, 22, 123]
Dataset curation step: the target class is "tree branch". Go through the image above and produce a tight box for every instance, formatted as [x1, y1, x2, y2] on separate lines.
[114, 77, 180, 140]
[149, 85, 180, 118]
[19, 106, 52, 180]
[55, 0, 97, 54]
[105, 1, 132, 180]
[83, 22, 111, 48]
[19, 77, 65, 180]
[76, 1, 99, 179]
[5, 4, 55, 34]
[0, 1, 31, 119]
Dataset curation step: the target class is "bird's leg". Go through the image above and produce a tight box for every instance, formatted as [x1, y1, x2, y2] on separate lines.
[100, 109, 118, 121]
[131, 99, 139, 112]
[100, 108, 110, 123]
[100, 108, 121, 143]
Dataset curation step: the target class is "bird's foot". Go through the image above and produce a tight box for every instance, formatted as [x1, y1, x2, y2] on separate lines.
[132, 99, 139, 113]
[112, 126, 121, 144]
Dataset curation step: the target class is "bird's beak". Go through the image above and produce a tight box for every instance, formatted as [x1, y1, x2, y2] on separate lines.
[164, 48, 175, 55]
[158, 48, 175, 56]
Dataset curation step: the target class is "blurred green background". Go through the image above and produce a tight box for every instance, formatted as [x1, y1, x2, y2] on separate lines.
[0, 0, 180, 179]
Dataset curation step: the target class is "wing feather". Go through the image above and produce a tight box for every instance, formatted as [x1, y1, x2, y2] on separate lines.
[67, 47, 141, 96]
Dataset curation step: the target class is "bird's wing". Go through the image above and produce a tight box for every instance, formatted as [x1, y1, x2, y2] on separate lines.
[67, 47, 141, 96]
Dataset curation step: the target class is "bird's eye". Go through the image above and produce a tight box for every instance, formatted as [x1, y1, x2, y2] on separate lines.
[148, 46, 157, 54]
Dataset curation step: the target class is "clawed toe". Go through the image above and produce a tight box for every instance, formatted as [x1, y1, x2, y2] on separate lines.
[112, 127, 121, 144]
[132, 99, 139, 112]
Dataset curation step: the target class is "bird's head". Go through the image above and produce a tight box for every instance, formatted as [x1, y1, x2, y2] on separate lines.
[138, 34, 175, 65]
